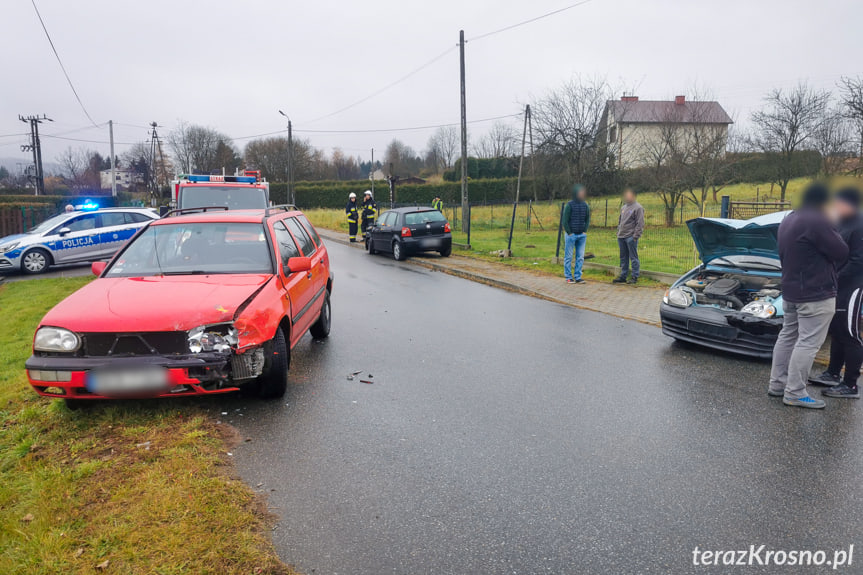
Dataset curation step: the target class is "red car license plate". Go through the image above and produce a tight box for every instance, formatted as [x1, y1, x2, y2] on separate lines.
[86, 367, 169, 395]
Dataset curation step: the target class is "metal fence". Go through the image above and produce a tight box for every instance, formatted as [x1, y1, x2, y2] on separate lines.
[436, 197, 787, 276]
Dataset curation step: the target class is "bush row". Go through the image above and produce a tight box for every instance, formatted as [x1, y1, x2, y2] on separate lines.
[272, 178, 529, 209]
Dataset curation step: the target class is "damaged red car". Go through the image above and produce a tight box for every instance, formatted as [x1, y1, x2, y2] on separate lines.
[25, 206, 333, 407]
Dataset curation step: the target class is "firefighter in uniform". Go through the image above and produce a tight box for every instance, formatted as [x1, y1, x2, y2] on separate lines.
[345, 192, 359, 242]
[361, 190, 377, 236]
[432, 195, 443, 212]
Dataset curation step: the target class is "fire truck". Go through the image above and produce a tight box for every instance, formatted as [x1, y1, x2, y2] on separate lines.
[169, 170, 270, 212]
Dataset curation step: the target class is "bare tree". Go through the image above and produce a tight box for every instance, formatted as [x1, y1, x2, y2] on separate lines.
[813, 107, 853, 176]
[384, 139, 423, 176]
[168, 121, 236, 174]
[473, 121, 519, 159]
[426, 126, 459, 172]
[749, 83, 830, 200]
[532, 76, 616, 182]
[838, 76, 863, 167]
[57, 146, 88, 184]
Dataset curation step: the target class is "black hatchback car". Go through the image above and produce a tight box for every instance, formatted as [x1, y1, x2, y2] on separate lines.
[365, 207, 452, 261]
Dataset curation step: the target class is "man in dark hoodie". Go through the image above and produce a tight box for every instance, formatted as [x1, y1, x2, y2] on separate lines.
[562, 184, 590, 284]
[811, 187, 863, 399]
[768, 183, 849, 409]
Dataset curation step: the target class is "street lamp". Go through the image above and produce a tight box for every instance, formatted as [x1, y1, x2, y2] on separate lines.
[278, 110, 294, 205]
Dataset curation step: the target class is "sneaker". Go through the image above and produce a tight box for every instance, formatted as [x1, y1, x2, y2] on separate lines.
[767, 388, 784, 397]
[823, 384, 860, 399]
[808, 370, 841, 386]
[565, 279, 575, 284]
[782, 395, 826, 409]
[627, 277, 638, 285]
[574, 279, 586, 284]
[612, 276, 627, 284]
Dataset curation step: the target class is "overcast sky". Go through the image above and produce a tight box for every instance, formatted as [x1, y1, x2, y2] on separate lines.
[1, 0, 860, 170]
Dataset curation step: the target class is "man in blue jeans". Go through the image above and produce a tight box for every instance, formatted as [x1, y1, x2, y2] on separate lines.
[562, 184, 590, 284]
[613, 188, 645, 284]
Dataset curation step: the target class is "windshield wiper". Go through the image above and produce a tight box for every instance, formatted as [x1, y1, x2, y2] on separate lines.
[161, 270, 209, 276]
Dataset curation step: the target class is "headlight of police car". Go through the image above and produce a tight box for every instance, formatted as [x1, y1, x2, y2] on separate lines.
[34, 327, 81, 353]
[741, 301, 776, 319]
[663, 287, 693, 308]
[188, 325, 239, 353]
[0, 241, 20, 253]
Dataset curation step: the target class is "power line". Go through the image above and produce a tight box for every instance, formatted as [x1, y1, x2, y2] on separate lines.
[295, 113, 520, 134]
[304, 46, 457, 124]
[30, 0, 99, 127]
[468, 0, 594, 42]
[41, 134, 138, 145]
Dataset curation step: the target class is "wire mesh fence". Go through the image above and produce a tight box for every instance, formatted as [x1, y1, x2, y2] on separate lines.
[441, 198, 781, 276]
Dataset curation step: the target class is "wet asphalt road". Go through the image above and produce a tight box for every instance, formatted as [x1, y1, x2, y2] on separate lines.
[223, 241, 863, 575]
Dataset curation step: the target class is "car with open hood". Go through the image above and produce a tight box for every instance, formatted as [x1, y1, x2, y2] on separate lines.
[25, 206, 333, 406]
[660, 211, 789, 358]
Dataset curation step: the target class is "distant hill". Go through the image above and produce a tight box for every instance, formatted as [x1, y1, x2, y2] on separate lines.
[0, 157, 63, 176]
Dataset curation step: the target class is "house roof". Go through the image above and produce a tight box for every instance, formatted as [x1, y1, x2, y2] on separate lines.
[606, 100, 733, 125]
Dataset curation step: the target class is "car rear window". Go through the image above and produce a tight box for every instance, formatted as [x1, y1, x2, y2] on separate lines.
[404, 211, 446, 225]
[100, 212, 127, 227]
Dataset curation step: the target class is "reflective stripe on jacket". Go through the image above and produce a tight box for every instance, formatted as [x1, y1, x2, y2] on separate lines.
[346, 201, 359, 222]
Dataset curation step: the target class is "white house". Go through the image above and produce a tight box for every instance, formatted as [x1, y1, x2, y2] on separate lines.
[100, 168, 143, 190]
[598, 95, 733, 169]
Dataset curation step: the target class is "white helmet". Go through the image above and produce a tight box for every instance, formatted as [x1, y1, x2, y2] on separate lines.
[364, 190, 372, 197]
[349, 192, 357, 199]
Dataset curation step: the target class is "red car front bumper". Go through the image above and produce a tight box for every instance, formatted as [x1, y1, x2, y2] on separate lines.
[25, 353, 240, 400]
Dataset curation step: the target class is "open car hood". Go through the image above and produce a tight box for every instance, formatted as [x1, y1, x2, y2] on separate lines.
[686, 211, 789, 265]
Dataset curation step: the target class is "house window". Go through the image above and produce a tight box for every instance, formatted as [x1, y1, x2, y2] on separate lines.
[609, 126, 617, 143]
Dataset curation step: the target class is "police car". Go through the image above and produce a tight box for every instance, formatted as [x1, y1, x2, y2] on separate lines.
[0, 207, 158, 275]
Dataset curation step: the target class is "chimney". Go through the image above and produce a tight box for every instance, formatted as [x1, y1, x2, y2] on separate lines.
[675, 95, 686, 105]
[620, 95, 639, 102]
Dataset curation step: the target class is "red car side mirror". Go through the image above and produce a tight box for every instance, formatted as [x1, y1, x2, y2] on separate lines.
[287, 257, 312, 273]
[91, 261, 107, 276]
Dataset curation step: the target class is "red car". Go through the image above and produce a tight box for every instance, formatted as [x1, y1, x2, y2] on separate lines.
[25, 206, 332, 407]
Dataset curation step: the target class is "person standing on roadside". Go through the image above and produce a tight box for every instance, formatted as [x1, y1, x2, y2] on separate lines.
[432, 195, 443, 212]
[810, 187, 863, 399]
[613, 188, 644, 285]
[767, 183, 849, 409]
[361, 190, 378, 236]
[562, 184, 590, 284]
[345, 192, 359, 242]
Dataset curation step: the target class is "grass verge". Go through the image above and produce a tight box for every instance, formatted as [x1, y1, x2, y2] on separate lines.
[0, 277, 295, 575]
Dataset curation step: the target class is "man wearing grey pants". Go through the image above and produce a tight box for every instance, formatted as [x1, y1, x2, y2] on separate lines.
[768, 184, 848, 408]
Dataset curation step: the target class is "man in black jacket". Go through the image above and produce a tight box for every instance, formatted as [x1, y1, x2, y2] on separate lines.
[768, 184, 849, 409]
[811, 187, 863, 398]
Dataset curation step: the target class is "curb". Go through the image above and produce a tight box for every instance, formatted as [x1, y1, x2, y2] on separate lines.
[317, 229, 661, 327]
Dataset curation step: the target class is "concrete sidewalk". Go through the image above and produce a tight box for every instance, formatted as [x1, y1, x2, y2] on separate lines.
[318, 229, 664, 327]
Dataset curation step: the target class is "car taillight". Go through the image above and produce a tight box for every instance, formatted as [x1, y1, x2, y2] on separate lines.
[401, 227, 412, 237]
[444, 222, 451, 233]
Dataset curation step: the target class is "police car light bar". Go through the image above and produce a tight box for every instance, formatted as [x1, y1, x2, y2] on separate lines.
[182, 174, 258, 184]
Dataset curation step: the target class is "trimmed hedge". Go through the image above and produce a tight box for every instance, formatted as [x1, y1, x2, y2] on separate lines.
[273, 178, 529, 209]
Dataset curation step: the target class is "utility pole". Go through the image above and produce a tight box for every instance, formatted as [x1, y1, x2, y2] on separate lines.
[459, 30, 469, 234]
[108, 120, 117, 198]
[279, 110, 294, 205]
[507, 105, 530, 254]
[370, 148, 375, 198]
[19, 114, 52, 196]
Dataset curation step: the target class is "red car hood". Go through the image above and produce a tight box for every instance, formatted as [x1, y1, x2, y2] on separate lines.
[40, 274, 273, 332]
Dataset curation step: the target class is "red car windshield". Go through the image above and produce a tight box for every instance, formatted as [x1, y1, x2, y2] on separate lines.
[105, 222, 273, 277]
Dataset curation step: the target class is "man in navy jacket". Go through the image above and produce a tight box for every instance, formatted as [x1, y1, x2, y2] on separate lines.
[768, 184, 849, 409]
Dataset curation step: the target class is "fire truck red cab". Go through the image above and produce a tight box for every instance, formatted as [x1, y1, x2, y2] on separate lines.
[170, 171, 270, 212]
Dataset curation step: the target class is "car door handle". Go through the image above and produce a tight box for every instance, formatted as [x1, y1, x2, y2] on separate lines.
[306, 272, 313, 280]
